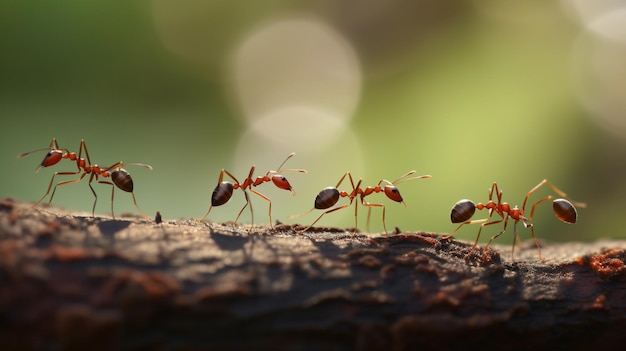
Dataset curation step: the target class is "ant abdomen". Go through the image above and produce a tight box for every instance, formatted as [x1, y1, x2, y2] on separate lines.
[212, 182, 234, 206]
[314, 187, 340, 210]
[41, 150, 64, 168]
[451, 199, 476, 223]
[111, 169, 134, 193]
[553, 198, 577, 224]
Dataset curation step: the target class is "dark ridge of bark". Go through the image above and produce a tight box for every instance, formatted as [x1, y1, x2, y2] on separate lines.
[1, 197, 625, 351]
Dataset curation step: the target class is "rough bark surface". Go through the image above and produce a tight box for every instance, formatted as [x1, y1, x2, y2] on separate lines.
[1, 197, 625, 351]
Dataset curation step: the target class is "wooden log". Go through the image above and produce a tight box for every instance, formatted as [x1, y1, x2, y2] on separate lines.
[0, 197, 625, 351]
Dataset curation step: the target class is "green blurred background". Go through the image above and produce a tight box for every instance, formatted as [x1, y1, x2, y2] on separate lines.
[2, 0, 625, 245]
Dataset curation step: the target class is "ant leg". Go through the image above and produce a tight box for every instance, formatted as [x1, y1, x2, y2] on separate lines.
[487, 182, 501, 201]
[78, 139, 93, 166]
[352, 197, 359, 236]
[483, 216, 510, 254]
[297, 203, 354, 234]
[129, 193, 147, 218]
[87, 173, 99, 217]
[98, 179, 149, 220]
[464, 218, 505, 258]
[46, 177, 87, 209]
[98, 180, 116, 219]
[249, 188, 274, 229]
[362, 201, 385, 233]
[527, 196, 553, 221]
[234, 190, 251, 224]
[522, 220, 542, 260]
[288, 208, 314, 220]
[522, 179, 586, 211]
[441, 218, 489, 240]
[199, 205, 214, 222]
[35, 171, 84, 207]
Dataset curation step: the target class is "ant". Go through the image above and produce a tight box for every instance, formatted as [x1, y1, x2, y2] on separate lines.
[18, 138, 153, 219]
[292, 171, 431, 235]
[198, 153, 307, 228]
[443, 179, 587, 260]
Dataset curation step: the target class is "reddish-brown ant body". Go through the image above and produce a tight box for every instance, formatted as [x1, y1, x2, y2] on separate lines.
[18, 138, 153, 219]
[443, 180, 586, 260]
[199, 153, 307, 228]
[293, 171, 431, 234]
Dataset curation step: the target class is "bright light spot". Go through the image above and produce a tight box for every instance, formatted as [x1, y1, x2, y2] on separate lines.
[231, 17, 362, 125]
[248, 105, 347, 150]
[561, 0, 626, 26]
[569, 4, 626, 139]
[587, 7, 626, 44]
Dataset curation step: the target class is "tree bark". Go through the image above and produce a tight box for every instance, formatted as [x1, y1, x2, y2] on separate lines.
[1, 197, 625, 351]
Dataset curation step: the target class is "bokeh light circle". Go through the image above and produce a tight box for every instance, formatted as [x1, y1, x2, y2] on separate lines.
[232, 17, 362, 125]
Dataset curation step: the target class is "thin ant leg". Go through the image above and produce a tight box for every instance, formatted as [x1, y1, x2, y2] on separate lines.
[35, 170, 85, 206]
[483, 215, 511, 255]
[98, 179, 144, 219]
[235, 190, 252, 225]
[301, 203, 355, 233]
[349, 177, 362, 234]
[442, 218, 490, 240]
[465, 217, 505, 258]
[522, 220, 542, 260]
[364, 202, 385, 233]
[248, 188, 274, 228]
[87, 172, 100, 217]
[98, 180, 117, 219]
[236, 166, 256, 225]
[363, 179, 394, 234]
[522, 179, 586, 211]
[527, 196, 553, 221]
[363, 178, 395, 234]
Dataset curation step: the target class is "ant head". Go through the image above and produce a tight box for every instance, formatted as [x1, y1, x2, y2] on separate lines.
[383, 185, 404, 203]
[271, 175, 294, 193]
[451, 199, 476, 223]
[314, 187, 340, 210]
[211, 181, 234, 207]
[111, 169, 134, 193]
[552, 198, 577, 224]
[40, 150, 64, 168]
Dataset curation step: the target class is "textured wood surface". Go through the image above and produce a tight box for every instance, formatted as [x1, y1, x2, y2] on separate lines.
[1, 197, 625, 351]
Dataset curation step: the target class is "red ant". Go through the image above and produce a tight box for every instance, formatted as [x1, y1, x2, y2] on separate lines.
[198, 153, 307, 228]
[17, 138, 153, 219]
[292, 171, 431, 234]
[443, 179, 586, 260]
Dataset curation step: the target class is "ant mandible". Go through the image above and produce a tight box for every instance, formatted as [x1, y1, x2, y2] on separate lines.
[292, 171, 432, 235]
[18, 138, 153, 219]
[198, 153, 307, 228]
[443, 179, 586, 260]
